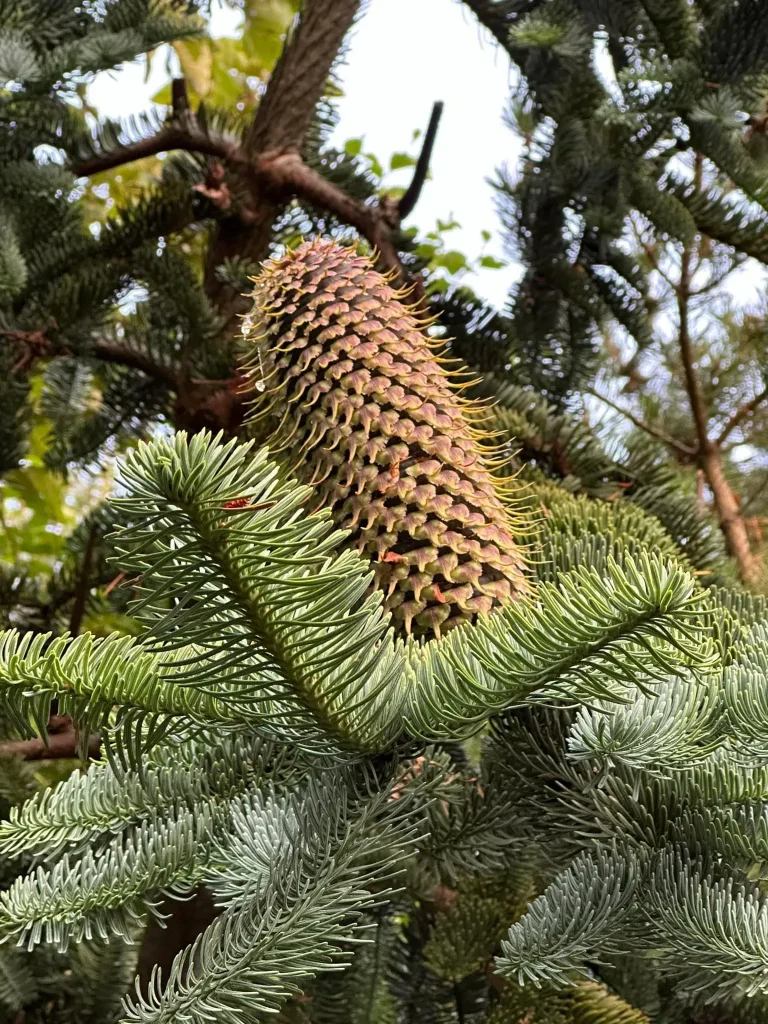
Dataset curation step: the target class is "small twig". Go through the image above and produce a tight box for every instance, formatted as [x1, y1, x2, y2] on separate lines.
[587, 387, 697, 456]
[398, 100, 444, 220]
[0, 327, 51, 372]
[640, 241, 677, 290]
[716, 384, 768, 446]
[103, 571, 126, 597]
[741, 473, 768, 515]
[690, 260, 741, 295]
[171, 76, 190, 118]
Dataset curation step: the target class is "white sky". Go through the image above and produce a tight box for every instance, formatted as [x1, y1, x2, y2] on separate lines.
[88, 0, 521, 307]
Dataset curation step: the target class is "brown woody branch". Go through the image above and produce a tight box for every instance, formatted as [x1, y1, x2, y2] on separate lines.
[93, 340, 181, 389]
[71, 123, 242, 179]
[0, 721, 100, 761]
[58, 1, 442, 424]
[201, 0, 365, 310]
[587, 387, 697, 456]
[71, 110, 441, 291]
[72, 125, 411, 280]
[678, 154, 759, 584]
[676, 212, 711, 453]
[259, 151, 407, 278]
[716, 384, 768, 446]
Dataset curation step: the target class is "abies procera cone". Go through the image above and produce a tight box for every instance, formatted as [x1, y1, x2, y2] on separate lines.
[243, 240, 528, 637]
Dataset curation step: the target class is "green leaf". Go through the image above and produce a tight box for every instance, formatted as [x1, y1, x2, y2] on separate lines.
[344, 137, 363, 158]
[415, 242, 438, 261]
[241, 0, 298, 71]
[171, 38, 212, 98]
[389, 152, 417, 171]
[437, 250, 468, 275]
[365, 153, 384, 178]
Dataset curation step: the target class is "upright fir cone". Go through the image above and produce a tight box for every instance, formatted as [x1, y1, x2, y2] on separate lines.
[242, 239, 528, 637]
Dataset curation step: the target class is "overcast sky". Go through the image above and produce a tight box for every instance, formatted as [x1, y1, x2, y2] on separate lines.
[88, 0, 521, 307]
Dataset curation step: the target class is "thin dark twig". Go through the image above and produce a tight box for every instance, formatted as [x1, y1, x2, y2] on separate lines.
[717, 385, 768, 446]
[587, 387, 697, 456]
[68, 524, 99, 636]
[171, 76, 190, 117]
[399, 101, 444, 220]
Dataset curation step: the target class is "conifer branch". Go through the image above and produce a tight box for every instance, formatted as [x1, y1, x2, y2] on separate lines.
[92, 341, 181, 390]
[716, 385, 768, 445]
[586, 388, 696, 456]
[71, 124, 240, 179]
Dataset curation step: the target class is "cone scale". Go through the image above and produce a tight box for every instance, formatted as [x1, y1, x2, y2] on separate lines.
[243, 239, 527, 637]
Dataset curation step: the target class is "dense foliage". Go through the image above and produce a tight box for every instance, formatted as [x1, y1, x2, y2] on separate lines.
[2, 3, 768, 1024]
[465, 0, 768, 584]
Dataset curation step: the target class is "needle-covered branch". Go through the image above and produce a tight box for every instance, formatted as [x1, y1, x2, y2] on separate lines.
[717, 385, 768, 445]
[587, 388, 697, 456]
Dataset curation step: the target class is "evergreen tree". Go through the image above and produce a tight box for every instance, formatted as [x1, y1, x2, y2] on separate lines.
[465, 0, 768, 584]
[2, 3, 768, 1024]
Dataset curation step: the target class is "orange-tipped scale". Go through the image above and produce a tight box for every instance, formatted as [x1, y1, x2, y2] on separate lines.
[242, 238, 529, 638]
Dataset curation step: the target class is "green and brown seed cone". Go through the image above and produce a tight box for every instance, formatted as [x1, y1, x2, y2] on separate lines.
[243, 239, 528, 637]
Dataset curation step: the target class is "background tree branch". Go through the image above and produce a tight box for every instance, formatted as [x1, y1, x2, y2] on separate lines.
[717, 385, 768, 445]
[93, 340, 181, 390]
[67, 524, 98, 636]
[587, 387, 696, 456]
[71, 122, 239, 178]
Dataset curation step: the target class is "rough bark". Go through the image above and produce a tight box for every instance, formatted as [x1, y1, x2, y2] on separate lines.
[700, 444, 759, 583]
[245, 0, 361, 157]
